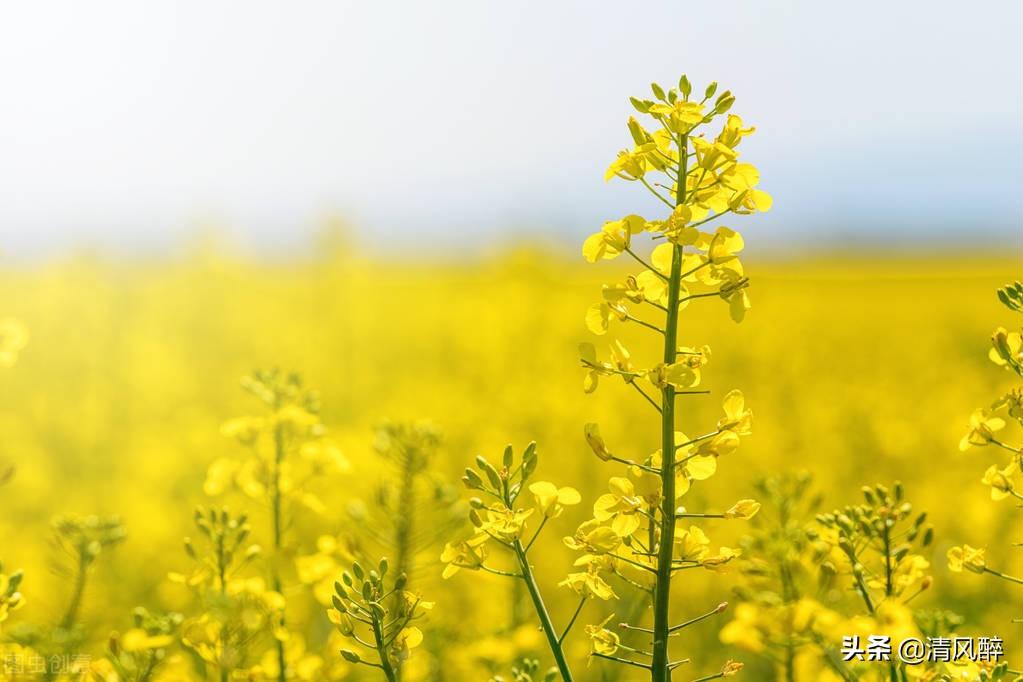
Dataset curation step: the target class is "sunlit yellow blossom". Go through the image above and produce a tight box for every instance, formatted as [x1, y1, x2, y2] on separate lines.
[718, 389, 753, 435]
[584, 615, 620, 656]
[592, 477, 644, 537]
[947, 545, 986, 574]
[990, 327, 1023, 368]
[649, 99, 706, 134]
[480, 503, 533, 542]
[723, 499, 760, 520]
[701, 546, 741, 572]
[120, 628, 175, 652]
[582, 215, 647, 263]
[583, 423, 614, 461]
[959, 409, 1006, 450]
[559, 567, 617, 601]
[0, 566, 24, 627]
[585, 301, 627, 336]
[721, 660, 744, 676]
[981, 460, 1021, 501]
[693, 429, 741, 458]
[674, 525, 710, 561]
[528, 481, 581, 519]
[564, 519, 622, 555]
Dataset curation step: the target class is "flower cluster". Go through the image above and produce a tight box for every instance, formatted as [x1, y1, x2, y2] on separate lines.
[329, 558, 432, 682]
[97, 607, 182, 680]
[951, 280, 1023, 617]
[205, 369, 349, 679]
[0, 562, 24, 631]
[170, 506, 285, 678]
[207, 369, 348, 511]
[443, 442, 583, 679]
[446, 74, 769, 682]
[724, 477, 968, 681]
[575, 75, 768, 682]
[721, 473, 843, 679]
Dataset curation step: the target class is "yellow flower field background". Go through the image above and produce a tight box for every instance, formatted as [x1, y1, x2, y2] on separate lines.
[2, 242, 1021, 679]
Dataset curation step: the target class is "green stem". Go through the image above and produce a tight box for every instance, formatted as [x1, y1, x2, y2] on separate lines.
[60, 551, 88, 629]
[650, 132, 687, 682]
[559, 597, 587, 644]
[271, 420, 287, 682]
[513, 539, 574, 681]
[984, 567, 1023, 585]
[372, 611, 400, 682]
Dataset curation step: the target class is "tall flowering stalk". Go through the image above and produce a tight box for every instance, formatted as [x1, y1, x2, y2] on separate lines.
[580, 75, 769, 682]
[207, 369, 349, 681]
[445, 75, 771, 682]
[0, 319, 26, 635]
[952, 281, 1023, 599]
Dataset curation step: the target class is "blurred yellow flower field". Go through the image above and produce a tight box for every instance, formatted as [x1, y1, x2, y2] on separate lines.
[1, 245, 1021, 680]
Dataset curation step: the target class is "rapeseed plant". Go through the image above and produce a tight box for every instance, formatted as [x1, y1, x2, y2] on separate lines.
[724, 479, 991, 681]
[577, 74, 769, 682]
[0, 563, 24, 633]
[95, 607, 183, 681]
[171, 506, 276, 679]
[4, 515, 126, 681]
[328, 558, 432, 682]
[446, 74, 770, 682]
[206, 369, 348, 681]
[332, 421, 460, 679]
[815, 483, 948, 681]
[721, 473, 843, 680]
[949, 281, 1023, 679]
[0, 319, 26, 637]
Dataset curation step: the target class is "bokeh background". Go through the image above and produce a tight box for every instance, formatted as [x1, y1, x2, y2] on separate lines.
[2, 1, 1023, 680]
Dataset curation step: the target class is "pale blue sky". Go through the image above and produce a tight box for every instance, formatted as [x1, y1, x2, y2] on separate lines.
[1, 0, 1021, 258]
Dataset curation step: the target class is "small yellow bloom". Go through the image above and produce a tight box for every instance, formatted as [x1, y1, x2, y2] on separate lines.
[440, 535, 489, 579]
[722, 660, 745, 676]
[718, 389, 753, 436]
[592, 477, 644, 537]
[583, 423, 614, 461]
[582, 215, 647, 263]
[585, 302, 626, 336]
[120, 628, 175, 652]
[947, 545, 986, 574]
[981, 461, 1020, 501]
[674, 525, 710, 561]
[701, 546, 741, 572]
[990, 327, 1023, 368]
[723, 499, 761, 520]
[584, 615, 620, 656]
[959, 409, 1006, 450]
[391, 626, 424, 662]
[559, 567, 617, 601]
[528, 481, 581, 519]
[564, 520, 622, 555]
[480, 504, 533, 542]
[649, 100, 706, 134]
[693, 430, 741, 458]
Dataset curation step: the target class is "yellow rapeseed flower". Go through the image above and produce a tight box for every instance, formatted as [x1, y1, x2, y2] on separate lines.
[947, 545, 986, 574]
[528, 481, 581, 519]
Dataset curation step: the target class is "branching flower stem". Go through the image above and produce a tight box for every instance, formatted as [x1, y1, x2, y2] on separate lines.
[650, 132, 688, 682]
[271, 419, 288, 682]
[512, 538, 575, 682]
